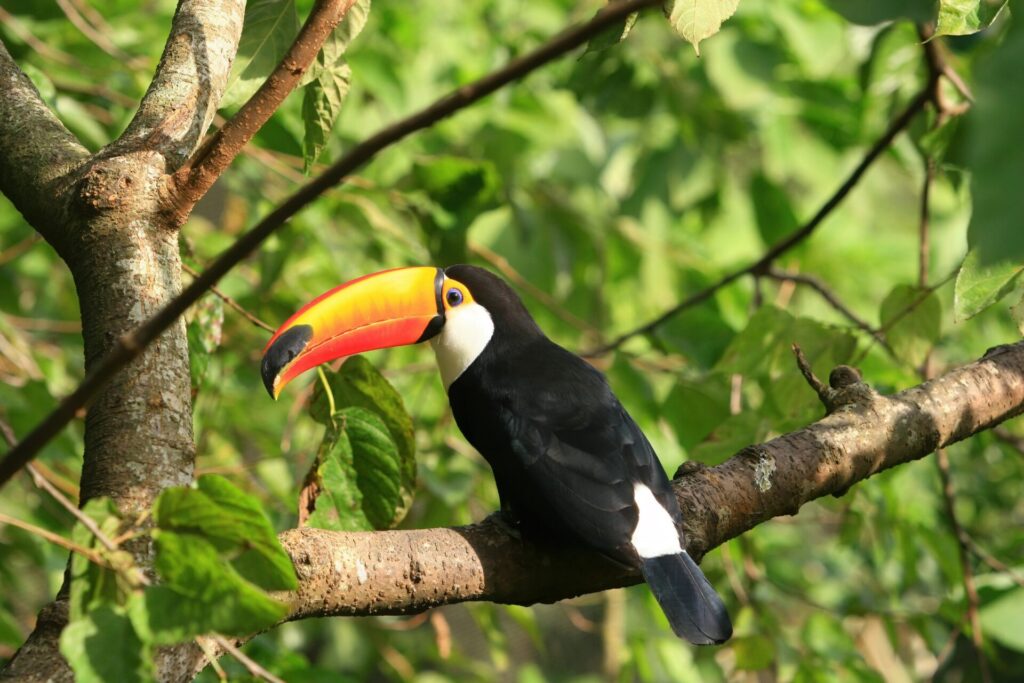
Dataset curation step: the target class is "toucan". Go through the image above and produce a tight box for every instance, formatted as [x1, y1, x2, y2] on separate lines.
[261, 265, 732, 645]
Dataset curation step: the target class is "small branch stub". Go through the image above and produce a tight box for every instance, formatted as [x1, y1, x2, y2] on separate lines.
[791, 344, 873, 414]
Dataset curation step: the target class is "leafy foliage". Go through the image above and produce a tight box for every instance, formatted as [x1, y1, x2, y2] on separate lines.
[2, 0, 1024, 681]
[304, 357, 417, 530]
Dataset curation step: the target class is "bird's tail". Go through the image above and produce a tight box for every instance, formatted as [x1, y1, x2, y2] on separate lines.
[640, 551, 733, 645]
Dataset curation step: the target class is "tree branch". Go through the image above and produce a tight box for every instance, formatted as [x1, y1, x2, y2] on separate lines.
[0, 0, 663, 492]
[168, 0, 360, 223]
[113, 0, 245, 169]
[765, 267, 893, 354]
[0, 40, 89, 241]
[271, 340, 1024, 621]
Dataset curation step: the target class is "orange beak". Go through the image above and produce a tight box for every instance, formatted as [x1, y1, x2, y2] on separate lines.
[261, 267, 445, 398]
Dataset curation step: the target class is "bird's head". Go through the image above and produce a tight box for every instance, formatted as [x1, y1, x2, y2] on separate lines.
[260, 264, 539, 398]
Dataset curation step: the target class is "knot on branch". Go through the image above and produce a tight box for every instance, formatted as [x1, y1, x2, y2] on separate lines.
[792, 345, 876, 414]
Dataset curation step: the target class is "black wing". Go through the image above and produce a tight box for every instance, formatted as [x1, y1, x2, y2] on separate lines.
[496, 340, 680, 564]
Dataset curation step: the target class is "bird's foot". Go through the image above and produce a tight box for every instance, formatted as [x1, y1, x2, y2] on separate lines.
[483, 509, 522, 540]
[674, 460, 706, 479]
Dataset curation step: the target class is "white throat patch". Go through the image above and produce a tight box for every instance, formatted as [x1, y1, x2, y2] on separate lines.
[630, 483, 683, 559]
[429, 302, 494, 390]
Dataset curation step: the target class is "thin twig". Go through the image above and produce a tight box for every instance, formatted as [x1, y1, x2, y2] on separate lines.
[0, 416, 128, 565]
[0, 8, 78, 66]
[54, 0, 141, 67]
[765, 267, 893, 354]
[26, 464, 114, 551]
[0, 512, 108, 566]
[0, 233, 42, 266]
[913, 62, 990, 675]
[851, 269, 956, 365]
[0, 0, 663, 490]
[992, 427, 1024, 458]
[211, 635, 286, 683]
[919, 159, 934, 289]
[181, 263, 274, 332]
[584, 86, 933, 357]
[791, 343, 829, 405]
[5, 315, 82, 334]
[168, 0, 361, 223]
[962, 534, 1024, 589]
[934, 448, 991, 683]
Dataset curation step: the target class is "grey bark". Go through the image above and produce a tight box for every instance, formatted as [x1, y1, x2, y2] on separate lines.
[0, 1, 244, 680]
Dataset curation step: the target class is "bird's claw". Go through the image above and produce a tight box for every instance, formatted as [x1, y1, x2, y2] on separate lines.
[484, 509, 523, 540]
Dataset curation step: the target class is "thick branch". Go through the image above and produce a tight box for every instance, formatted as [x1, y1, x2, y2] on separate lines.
[113, 0, 245, 169]
[0, 0, 662, 491]
[275, 341, 1024, 619]
[168, 0, 359, 222]
[0, 40, 88, 241]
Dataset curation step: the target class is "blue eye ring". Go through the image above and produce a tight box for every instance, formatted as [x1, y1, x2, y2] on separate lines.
[446, 288, 464, 307]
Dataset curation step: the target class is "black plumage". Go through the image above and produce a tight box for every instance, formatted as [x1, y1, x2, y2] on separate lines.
[442, 265, 732, 644]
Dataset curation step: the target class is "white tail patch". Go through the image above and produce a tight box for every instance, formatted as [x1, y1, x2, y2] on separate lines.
[630, 483, 683, 559]
[430, 302, 494, 390]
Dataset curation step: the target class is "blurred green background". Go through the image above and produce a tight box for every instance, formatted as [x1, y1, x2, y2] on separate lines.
[2, 0, 1023, 681]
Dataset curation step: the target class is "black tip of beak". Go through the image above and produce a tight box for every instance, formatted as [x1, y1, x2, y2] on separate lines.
[260, 324, 313, 398]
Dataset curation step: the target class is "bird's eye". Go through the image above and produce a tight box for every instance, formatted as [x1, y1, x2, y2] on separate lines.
[446, 288, 464, 307]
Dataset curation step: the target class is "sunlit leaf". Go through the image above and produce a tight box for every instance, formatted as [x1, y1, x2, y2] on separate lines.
[139, 531, 289, 643]
[60, 604, 154, 683]
[221, 0, 300, 109]
[300, 0, 370, 170]
[310, 356, 417, 493]
[68, 498, 128, 622]
[302, 63, 351, 172]
[583, 8, 638, 55]
[936, 0, 1007, 36]
[957, 14, 1024, 317]
[981, 587, 1024, 652]
[664, 0, 739, 55]
[154, 475, 297, 591]
[302, 406, 412, 530]
[955, 249, 1024, 321]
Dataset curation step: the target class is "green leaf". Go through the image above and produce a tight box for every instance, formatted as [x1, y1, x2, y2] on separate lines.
[880, 285, 941, 366]
[662, 374, 731, 450]
[221, 0, 300, 109]
[607, 354, 659, 430]
[186, 294, 224, 393]
[825, 0, 935, 25]
[302, 63, 351, 172]
[154, 475, 298, 591]
[140, 531, 290, 643]
[309, 356, 416, 524]
[958, 14, 1024, 316]
[936, 0, 1007, 36]
[583, 9, 638, 55]
[407, 156, 501, 263]
[303, 406, 412, 530]
[60, 604, 154, 683]
[715, 306, 795, 378]
[733, 634, 775, 670]
[664, 0, 740, 55]
[981, 587, 1024, 652]
[300, 0, 369, 170]
[954, 249, 1024, 321]
[750, 173, 799, 246]
[68, 498, 128, 622]
[302, 0, 371, 87]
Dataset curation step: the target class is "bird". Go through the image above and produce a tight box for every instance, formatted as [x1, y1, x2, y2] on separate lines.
[261, 264, 732, 645]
